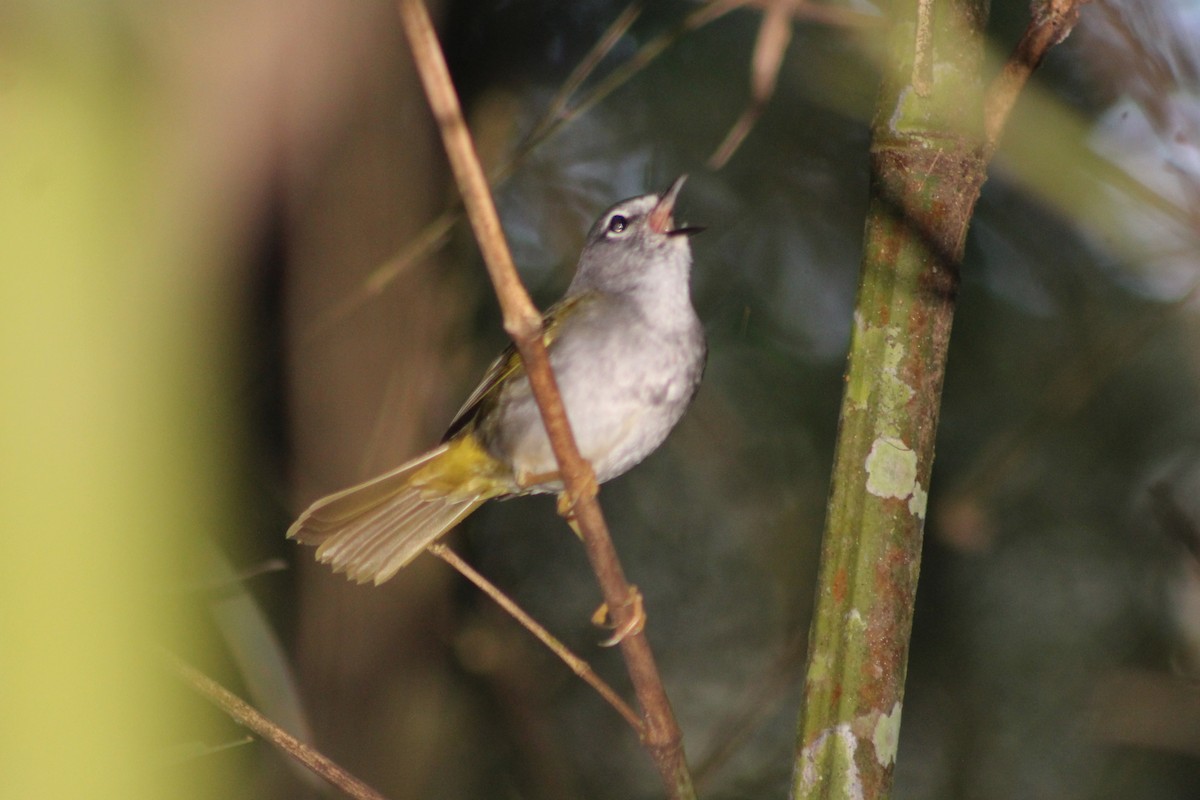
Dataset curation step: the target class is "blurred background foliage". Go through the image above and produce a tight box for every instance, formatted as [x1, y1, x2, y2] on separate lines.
[7, 0, 1200, 798]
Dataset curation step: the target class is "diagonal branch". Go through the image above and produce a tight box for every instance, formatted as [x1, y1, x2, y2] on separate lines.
[395, 2, 695, 797]
[163, 651, 389, 800]
[983, 0, 1090, 158]
[526, 3, 644, 146]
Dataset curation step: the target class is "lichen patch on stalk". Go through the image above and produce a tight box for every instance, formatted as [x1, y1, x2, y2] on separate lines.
[908, 483, 928, 519]
[872, 701, 903, 767]
[798, 724, 864, 800]
[864, 436, 917, 500]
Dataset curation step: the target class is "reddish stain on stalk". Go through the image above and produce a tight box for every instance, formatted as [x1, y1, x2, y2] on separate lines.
[857, 545, 918, 705]
[832, 566, 848, 604]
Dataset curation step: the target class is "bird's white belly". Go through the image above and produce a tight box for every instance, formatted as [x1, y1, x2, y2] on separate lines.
[493, 327, 700, 492]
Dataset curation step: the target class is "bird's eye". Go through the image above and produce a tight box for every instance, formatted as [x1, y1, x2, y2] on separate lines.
[607, 215, 628, 235]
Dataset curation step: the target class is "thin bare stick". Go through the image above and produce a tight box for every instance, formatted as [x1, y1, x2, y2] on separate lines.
[709, 1, 792, 169]
[302, 209, 456, 343]
[428, 542, 644, 732]
[529, 3, 643, 144]
[983, 0, 1089, 158]
[397, 2, 694, 796]
[548, 0, 744, 137]
[494, 0, 749, 187]
[162, 650, 389, 800]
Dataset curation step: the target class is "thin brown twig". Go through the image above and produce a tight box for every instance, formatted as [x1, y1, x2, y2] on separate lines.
[427, 542, 644, 732]
[528, 3, 644, 145]
[709, 0, 792, 169]
[396, 2, 695, 798]
[707, 0, 884, 168]
[162, 650, 389, 800]
[983, 0, 1090, 159]
[302, 210, 456, 344]
[546, 0, 746, 138]
[397, 0, 538, 330]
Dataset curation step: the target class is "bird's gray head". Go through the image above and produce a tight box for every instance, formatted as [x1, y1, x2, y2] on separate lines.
[569, 175, 703, 297]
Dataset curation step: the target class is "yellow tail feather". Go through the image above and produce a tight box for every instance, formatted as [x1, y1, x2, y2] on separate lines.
[287, 436, 509, 585]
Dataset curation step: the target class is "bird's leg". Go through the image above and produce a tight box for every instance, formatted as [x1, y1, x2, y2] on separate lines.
[591, 585, 646, 647]
[548, 473, 627, 639]
[517, 468, 563, 488]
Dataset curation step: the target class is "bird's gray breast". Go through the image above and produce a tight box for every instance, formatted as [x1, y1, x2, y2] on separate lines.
[485, 294, 704, 490]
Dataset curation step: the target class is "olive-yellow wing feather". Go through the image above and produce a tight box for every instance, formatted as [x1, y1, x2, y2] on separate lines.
[442, 292, 591, 440]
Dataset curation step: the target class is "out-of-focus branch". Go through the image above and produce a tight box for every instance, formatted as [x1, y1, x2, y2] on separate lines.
[527, 3, 644, 146]
[395, 2, 694, 797]
[983, 0, 1089, 158]
[163, 651, 388, 800]
[709, 1, 792, 169]
[708, 0, 882, 168]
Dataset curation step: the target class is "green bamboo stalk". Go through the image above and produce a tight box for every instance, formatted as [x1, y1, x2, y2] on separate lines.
[792, 1, 989, 797]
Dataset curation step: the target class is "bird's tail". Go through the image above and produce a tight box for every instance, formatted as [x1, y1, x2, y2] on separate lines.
[287, 436, 507, 585]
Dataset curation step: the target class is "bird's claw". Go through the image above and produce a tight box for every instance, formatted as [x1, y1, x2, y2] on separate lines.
[555, 474, 599, 520]
[592, 586, 646, 647]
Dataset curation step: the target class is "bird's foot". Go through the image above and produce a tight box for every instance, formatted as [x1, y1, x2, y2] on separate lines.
[554, 473, 599, 523]
[592, 586, 646, 647]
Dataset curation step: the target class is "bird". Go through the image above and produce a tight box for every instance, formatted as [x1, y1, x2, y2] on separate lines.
[288, 176, 706, 585]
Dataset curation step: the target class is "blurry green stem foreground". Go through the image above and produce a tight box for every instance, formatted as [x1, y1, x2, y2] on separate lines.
[792, 0, 989, 797]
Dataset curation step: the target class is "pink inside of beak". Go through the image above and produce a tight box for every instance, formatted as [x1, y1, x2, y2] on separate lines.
[648, 202, 674, 234]
[648, 176, 687, 234]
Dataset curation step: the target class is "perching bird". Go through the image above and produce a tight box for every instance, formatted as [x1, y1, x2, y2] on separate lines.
[288, 176, 705, 585]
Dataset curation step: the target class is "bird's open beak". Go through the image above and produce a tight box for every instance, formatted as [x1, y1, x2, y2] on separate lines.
[649, 175, 705, 237]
